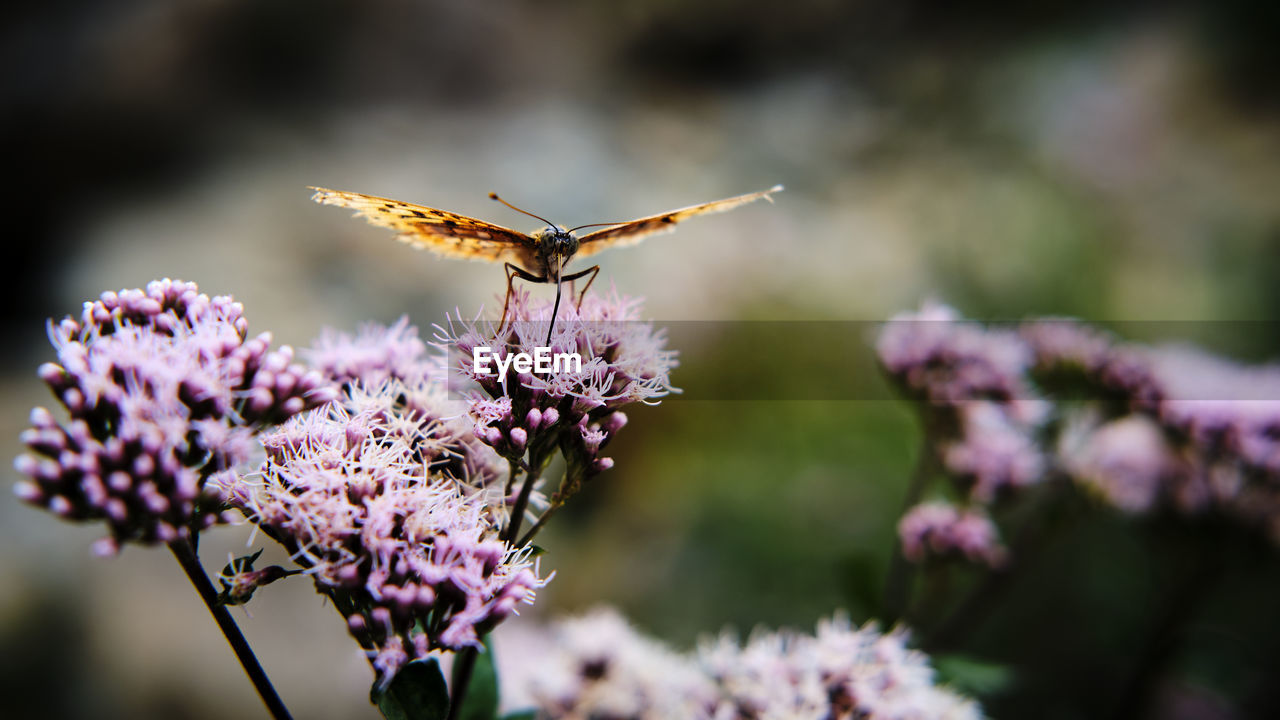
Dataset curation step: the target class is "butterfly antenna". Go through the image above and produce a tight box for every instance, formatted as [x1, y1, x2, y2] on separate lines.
[489, 192, 559, 228]
[566, 221, 628, 233]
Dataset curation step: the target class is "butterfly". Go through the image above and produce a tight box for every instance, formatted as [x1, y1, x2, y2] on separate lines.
[310, 184, 784, 344]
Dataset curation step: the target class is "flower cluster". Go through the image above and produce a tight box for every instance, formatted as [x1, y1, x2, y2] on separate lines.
[1058, 343, 1280, 535]
[878, 304, 1048, 502]
[898, 502, 1008, 568]
[1057, 413, 1174, 513]
[14, 279, 334, 554]
[517, 608, 981, 719]
[880, 302, 1280, 549]
[212, 291, 673, 689]
[306, 315, 436, 387]
[302, 317, 509, 501]
[876, 302, 1035, 408]
[441, 288, 677, 504]
[228, 370, 546, 688]
[701, 614, 981, 720]
[523, 608, 719, 719]
[877, 303, 1046, 565]
[942, 402, 1046, 504]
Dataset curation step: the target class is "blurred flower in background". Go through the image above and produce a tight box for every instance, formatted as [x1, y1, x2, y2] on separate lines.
[878, 305, 1280, 542]
[510, 607, 980, 719]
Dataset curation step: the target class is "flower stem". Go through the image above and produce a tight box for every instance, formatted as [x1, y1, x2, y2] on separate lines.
[446, 646, 479, 720]
[1107, 527, 1224, 720]
[168, 538, 294, 720]
[923, 477, 1074, 651]
[882, 429, 936, 624]
[517, 500, 561, 547]
[503, 463, 542, 545]
[503, 459, 520, 496]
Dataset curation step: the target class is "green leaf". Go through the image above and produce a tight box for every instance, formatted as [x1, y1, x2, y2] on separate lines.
[376, 658, 450, 720]
[452, 636, 500, 720]
[931, 654, 1014, 696]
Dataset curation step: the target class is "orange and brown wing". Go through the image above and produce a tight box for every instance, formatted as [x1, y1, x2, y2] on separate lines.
[576, 184, 783, 259]
[310, 187, 537, 265]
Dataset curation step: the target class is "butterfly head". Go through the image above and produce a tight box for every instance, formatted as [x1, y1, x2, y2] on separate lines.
[533, 226, 580, 280]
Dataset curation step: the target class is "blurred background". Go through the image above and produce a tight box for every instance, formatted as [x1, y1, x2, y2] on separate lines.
[3, 1, 1279, 718]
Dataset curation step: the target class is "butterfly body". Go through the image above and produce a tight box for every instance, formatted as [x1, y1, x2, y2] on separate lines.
[310, 184, 783, 342]
[529, 225, 581, 282]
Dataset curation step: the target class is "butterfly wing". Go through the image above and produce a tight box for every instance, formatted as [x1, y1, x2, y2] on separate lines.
[575, 185, 783, 259]
[310, 187, 538, 266]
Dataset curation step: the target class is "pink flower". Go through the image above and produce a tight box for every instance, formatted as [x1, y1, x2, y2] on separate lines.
[14, 279, 334, 552]
[512, 608, 982, 719]
[877, 301, 1034, 407]
[898, 501, 1009, 568]
[1020, 318, 1114, 375]
[943, 402, 1046, 503]
[229, 375, 547, 688]
[439, 287, 676, 494]
[883, 300, 1280, 544]
[1059, 413, 1176, 513]
[306, 315, 438, 387]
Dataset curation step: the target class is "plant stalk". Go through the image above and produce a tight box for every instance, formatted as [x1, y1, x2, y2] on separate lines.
[882, 430, 936, 623]
[169, 538, 294, 720]
[446, 646, 479, 720]
[517, 501, 561, 547]
[503, 462, 542, 545]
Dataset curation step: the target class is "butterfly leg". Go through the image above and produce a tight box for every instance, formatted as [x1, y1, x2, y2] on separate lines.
[545, 265, 600, 346]
[561, 265, 601, 310]
[501, 263, 547, 332]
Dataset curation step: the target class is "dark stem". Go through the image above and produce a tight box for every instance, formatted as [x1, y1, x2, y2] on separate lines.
[517, 500, 561, 547]
[923, 478, 1072, 651]
[882, 429, 936, 623]
[503, 462, 542, 545]
[908, 559, 957, 623]
[923, 565, 1013, 651]
[168, 538, 294, 720]
[1107, 531, 1224, 720]
[474, 457, 544, 715]
[446, 646, 479, 720]
[503, 459, 520, 497]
